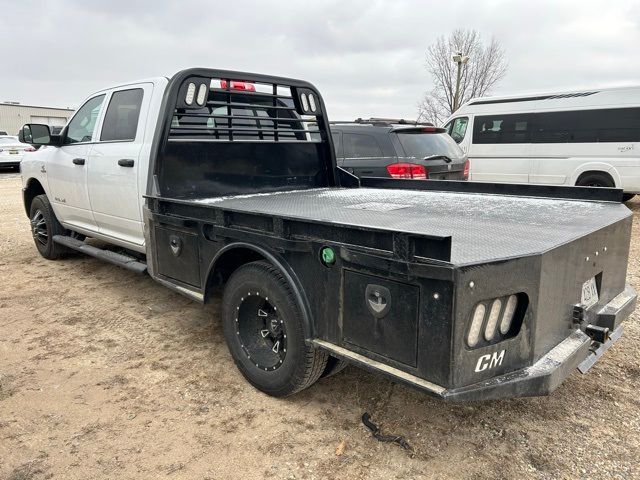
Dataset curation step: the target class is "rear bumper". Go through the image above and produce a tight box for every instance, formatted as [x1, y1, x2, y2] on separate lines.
[444, 284, 636, 402]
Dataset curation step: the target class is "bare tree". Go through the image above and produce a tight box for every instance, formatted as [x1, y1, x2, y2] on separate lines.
[417, 30, 507, 125]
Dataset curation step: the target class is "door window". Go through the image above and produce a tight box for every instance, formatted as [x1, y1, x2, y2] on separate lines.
[343, 133, 383, 158]
[472, 114, 531, 144]
[446, 117, 469, 144]
[64, 95, 105, 144]
[100, 89, 144, 142]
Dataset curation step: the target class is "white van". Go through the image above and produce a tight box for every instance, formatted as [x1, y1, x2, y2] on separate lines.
[443, 86, 640, 200]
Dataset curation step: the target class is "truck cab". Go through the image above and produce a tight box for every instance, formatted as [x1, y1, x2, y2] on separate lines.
[21, 78, 166, 251]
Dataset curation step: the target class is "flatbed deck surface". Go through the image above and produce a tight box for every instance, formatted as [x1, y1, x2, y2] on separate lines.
[194, 188, 630, 265]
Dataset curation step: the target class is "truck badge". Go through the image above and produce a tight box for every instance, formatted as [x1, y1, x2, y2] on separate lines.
[475, 350, 505, 372]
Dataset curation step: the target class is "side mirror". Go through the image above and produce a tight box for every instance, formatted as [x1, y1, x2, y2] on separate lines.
[19, 124, 60, 146]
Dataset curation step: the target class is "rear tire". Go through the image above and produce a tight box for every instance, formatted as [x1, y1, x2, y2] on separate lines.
[622, 194, 636, 202]
[575, 172, 615, 188]
[222, 261, 328, 397]
[29, 194, 69, 260]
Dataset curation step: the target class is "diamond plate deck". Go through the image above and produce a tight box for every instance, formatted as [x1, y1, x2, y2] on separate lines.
[194, 187, 630, 265]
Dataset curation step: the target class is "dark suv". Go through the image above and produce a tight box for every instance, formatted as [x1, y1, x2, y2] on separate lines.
[330, 119, 468, 180]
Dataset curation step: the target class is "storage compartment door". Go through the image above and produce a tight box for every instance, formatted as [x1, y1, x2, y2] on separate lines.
[154, 226, 201, 287]
[342, 271, 419, 367]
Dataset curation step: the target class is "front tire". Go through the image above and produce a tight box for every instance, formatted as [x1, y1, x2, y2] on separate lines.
[222, 261, 328, 397]
[29, 194, 68, 259]
[622, 194, 636, 202]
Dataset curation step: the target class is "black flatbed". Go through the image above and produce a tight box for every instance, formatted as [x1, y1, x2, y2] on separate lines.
[191, 187, 630, 265]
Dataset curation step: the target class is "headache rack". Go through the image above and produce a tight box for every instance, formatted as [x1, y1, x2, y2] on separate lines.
[149, 68, 341, 200]
[166, 73, 325, 143]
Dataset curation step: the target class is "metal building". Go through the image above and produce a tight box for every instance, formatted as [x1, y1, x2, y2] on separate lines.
[0, 102, 74, 135]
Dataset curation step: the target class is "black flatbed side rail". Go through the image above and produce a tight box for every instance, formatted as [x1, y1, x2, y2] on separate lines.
[360, 176, 624, 203]
[146, 196, 454, 278]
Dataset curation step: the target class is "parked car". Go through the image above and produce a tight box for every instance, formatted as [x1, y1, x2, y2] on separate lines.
[18, 68, 636, 401]
[443, 86, 640, 201]
[330, 118, 469, 181]
[0, 135, 35, 169]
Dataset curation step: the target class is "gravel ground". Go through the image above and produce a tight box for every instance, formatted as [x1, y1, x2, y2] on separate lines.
[0, 172, 639, 480]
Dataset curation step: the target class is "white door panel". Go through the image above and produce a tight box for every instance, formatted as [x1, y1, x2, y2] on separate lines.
[46, 93, 107, 231]
[468, 149, 532, 183]
[46, 143, 97, 230]
[87, 85, 151, 246]
[88, 142, 143, 244]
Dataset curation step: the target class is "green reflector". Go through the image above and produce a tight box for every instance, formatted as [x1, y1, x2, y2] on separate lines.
[321, 247, 335, 265]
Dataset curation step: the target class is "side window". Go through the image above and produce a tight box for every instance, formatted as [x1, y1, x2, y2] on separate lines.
[532, 108, 640, 143]
[472, 114, 531, 144]
[100, 89, 144, 142]
[449, 117, 469, 144]
[64, 95, 105, 144]
[343, 133, 383, 158]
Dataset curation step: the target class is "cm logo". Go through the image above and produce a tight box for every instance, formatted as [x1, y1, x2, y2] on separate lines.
[475, 350, 505, 373]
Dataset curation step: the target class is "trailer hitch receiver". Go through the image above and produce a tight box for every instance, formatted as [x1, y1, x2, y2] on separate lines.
[585, 324, 609, 343]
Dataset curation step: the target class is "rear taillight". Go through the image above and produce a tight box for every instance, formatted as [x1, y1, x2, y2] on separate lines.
[220, 80, 256, 92]
[386, 163, 428, 180]
[25, 146, 36, 152]
[466, 294, 525, 348]
[463, 158, 470, 179]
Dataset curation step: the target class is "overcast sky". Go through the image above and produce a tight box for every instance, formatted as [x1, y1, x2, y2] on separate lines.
[1, 0, 639, 121]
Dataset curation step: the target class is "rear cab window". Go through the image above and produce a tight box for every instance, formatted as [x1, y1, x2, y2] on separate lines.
[101, 88, 144, 142]
[394, 130, 464, 159]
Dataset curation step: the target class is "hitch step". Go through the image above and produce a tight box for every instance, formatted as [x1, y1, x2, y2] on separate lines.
[53, 235, 147, 274]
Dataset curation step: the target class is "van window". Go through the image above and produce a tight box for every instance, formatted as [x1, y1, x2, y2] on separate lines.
[473, 114, 531, 144]
[101, 89, 144, 142]
[445, 117, 469, 144]
[532, 108, 640, 143]
[343, 133, 383, 158]
[64, 94, 105, 144]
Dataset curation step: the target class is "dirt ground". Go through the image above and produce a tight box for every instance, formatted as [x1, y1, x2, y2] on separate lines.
[0, 172, 639, 480]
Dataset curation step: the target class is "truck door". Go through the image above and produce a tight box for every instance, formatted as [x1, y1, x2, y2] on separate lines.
[46, 94, 106, 232]
[87, 85, 151, 247]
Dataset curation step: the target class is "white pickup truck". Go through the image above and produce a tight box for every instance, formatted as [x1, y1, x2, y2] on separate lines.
[19, 68, 636, 401]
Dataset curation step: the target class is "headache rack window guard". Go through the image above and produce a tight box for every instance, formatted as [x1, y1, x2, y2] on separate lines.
[165, 73, 324, 144]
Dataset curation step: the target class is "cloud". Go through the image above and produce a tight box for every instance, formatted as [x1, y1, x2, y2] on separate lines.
[1, 0, 639, 120]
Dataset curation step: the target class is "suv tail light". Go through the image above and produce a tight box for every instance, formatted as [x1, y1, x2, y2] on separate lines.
[220, 80, 256, 92]
[24, 146, 36, 152]
[463, 159, 470, 179]
[386, 163, 428, 180]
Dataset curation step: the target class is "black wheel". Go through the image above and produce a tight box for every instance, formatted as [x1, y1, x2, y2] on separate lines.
[222, 261, 328, 397]
[29, 194, 68, 259]
[320, 355, 348, 378]
[622, 194, 636, 202]
[576, 172, 615, 188]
